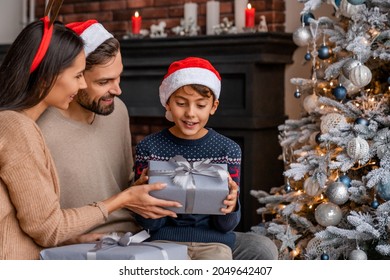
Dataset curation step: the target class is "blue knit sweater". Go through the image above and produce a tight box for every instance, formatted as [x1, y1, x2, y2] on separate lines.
[134, 128, 242, 249]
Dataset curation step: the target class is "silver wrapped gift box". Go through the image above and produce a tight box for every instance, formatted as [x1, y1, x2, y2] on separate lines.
[40, 242, 188, 260]
[148, 155, 229, 215]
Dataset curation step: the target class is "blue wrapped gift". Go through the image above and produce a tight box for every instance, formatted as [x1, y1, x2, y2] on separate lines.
[40, 232, 188, 260]
[148, 155, 229, 215]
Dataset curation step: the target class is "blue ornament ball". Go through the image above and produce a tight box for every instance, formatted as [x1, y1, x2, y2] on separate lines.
[301, 12, 315, 26]
[304, 52, 311, 61]
[284, 183, 292, 193]
[321, 253, 330, 260]
[318, 45, 331, 60]
[294, 90, 301, 98]
[332, 85, 347, 100]
[347, 0, 366, 5]
[335, 0, 341, 6]
[355, 117, 369, 126]
[377, 181, 390, 201]
[387, 77, 390, 84]
[339, 175, 351, 188]
[371, 200, 379, 209]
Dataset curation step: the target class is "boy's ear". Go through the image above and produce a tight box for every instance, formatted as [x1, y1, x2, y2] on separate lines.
[210, 99, 219, 115]
[165, 104, 174, 122]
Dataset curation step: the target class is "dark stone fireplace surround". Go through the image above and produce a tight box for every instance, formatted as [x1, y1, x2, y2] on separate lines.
[0, 32, 296, 231]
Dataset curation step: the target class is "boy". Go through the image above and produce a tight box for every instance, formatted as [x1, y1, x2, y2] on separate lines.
[134, 57, 241, 259]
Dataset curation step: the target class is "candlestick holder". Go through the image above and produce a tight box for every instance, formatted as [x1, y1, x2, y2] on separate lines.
[242, 27, 257, 33]
[122, 29, 149, 40]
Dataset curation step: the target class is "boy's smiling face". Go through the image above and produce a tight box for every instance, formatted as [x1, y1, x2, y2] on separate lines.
[166, 85, 219, 140]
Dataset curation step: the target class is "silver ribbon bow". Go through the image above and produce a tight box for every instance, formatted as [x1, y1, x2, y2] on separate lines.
[86, 230, 169, 260]
[149, 155, 229, 213]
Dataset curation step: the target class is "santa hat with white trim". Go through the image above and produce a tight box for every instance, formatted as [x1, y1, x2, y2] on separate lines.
[66, 20, 113, 57]
[159, 57, 221, 108]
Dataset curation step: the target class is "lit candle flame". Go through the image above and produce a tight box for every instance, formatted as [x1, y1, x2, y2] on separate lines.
[247, 3, 252, 9]
[135, 11, 139, 17]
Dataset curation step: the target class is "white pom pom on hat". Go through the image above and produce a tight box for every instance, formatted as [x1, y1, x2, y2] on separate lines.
[66, 20, 113, 57]
[159, 57, 221, 107]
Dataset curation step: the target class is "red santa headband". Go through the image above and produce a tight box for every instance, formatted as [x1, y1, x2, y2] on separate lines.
[30, 16, 53, 73]
[159, 57, 221, 107]
[66, 20, 113, 57]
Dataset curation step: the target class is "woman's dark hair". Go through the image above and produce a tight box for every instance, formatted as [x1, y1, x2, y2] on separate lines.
[85, 37, 120, 71]
[0, 20, 84, 111]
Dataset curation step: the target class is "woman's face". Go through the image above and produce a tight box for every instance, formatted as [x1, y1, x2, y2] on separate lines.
[43, 51, 87, 110]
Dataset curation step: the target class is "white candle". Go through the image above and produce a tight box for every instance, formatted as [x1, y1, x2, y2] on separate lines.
[234, 0, 248, 32]
[206, 1, 220, 35]
[29, 0, 35, 23]
[184, 2, 198, 28]
[22, 0, 28, 27]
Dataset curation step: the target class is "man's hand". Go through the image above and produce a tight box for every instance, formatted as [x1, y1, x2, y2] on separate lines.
[220, 176, 238, 214]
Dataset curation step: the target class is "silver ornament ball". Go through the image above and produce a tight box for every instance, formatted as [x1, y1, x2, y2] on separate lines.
[304, 177, 321, 197]
[303, 94, 319, 114]
[349, 65, 372, 88]
[315, 202, 342, 227]
[293, 27, 312, 47]
[342, 58, 360, 78]
[326, 182, 349, 205]
[349, 249, 367, 260]
[339, 74, 360, 95]
[377, 181, 390, 201]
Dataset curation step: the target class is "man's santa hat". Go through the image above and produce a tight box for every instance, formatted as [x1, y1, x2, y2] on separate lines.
[66, 20, 113, 57]
[159, 57, 221, 107]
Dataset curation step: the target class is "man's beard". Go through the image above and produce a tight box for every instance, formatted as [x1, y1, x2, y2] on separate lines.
[76, 89, 115, 116]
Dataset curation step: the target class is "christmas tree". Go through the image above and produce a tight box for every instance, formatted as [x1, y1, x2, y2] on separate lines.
[251, 0, 390, 260]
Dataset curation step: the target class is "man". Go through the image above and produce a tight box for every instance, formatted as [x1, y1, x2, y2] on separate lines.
[37, 20, 278, 259]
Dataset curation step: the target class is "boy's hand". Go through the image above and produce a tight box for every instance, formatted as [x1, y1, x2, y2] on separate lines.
[221, 176, 238, 214]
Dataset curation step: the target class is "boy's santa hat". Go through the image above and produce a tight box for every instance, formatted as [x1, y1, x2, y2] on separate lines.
[66, 20, 113, 57]
[159, 57, 221, 107]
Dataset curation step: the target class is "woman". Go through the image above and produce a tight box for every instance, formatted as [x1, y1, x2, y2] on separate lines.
[0, 18, 160, 259]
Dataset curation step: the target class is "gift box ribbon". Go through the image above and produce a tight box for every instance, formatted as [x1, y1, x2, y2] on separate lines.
[86, 230, 169, 260]
[148, 155, 229, 213]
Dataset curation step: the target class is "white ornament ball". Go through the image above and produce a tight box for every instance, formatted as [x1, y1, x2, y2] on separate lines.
[349, 64, 372, 88]
[326, 182, 349, 205]
[315, 202, 342, 227]
[320, 113, 347, 134]
[293, 26, 312, 47]
[304, 177, 321, 197]
[339, 0, 366, 18]
[349, 249, 367, 260]
[303, 94, 319, 114]
[342, 58, 360, 78]
[347, 136, 369, 161]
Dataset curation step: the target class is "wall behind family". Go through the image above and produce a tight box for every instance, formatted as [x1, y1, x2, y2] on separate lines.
[0, 0, 333, 118]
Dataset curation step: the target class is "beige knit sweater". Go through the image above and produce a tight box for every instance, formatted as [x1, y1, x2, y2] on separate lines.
[0, 110, 108, 260]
